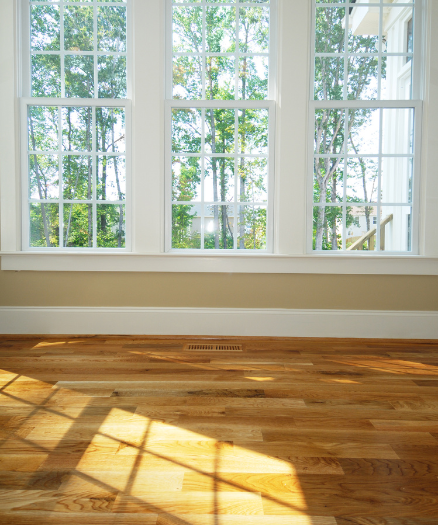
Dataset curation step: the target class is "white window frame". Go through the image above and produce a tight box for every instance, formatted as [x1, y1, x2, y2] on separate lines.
[19, 0, 132, 252]
[308, 0, 424, 255]
[165, 0, 277, 253]
[1, 0, 438, 274]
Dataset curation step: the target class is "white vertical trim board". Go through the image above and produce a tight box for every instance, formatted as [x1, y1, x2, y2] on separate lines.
[0, 307, 437, 339]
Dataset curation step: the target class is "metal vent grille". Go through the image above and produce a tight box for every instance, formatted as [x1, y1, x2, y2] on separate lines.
[185, 344, 243, 351]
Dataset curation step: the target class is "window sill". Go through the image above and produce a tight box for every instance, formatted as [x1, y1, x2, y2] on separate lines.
[1, 252, 437, 275]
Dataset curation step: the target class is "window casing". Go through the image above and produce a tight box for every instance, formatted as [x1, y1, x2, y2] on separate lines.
[309, 0, 423, 254]
[20, 0, 130, 251]
[165, 0, 277, 252]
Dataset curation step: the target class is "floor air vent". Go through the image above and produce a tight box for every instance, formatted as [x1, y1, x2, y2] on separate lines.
[184, 344, 243, 351]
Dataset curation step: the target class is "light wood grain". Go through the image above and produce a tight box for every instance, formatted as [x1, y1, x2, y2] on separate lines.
[1, 335, 437, 523]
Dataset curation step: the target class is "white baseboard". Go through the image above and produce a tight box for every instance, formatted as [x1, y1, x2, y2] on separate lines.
[0, 307, 437, 339]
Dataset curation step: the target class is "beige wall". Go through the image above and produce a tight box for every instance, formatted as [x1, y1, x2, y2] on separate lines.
[0, 270, 437, 311]
[1, 0, 437, 314]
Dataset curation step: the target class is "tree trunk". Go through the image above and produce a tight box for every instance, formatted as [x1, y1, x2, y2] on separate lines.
[220, 158, 227, 249]
[29, 116, 51, 247]
[315, 182, 327, 250]
[101, 125, 107, 235]
[239, 49, 249, 249]
[111, 110, 124, 248]
[87, 108, 92, 247]
[331, 173, 338, 250]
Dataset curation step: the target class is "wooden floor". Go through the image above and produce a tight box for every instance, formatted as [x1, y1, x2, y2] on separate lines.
[1, 336, 438, 525]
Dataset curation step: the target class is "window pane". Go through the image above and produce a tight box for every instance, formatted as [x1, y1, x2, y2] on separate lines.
[314, 57, 344, 101]
[96, 107, 126, 153]
[97, 6, 127, 52]
[172, 108, 202, 153]
[315, 8, 345, 54]
[380, 206, 412, 252]
[64, 203, 93, 248]
[382, 108, 414, 154]
[31, 54, 61, 97]
[205, 205, 234, 250]
[98, 56, 127, 98]
[173, 7, 203, 53]
[97, 204, 126, 248]
[62, 107, 93, 152]
[172, 156, 201, 202]
[381, 158, 413, 204]
[347, 158, 378, 203]
[348, 108, 380, 155]
[348, 56, 379, 100]
[205, 157, 234, 202]
[314, 109, 345, 155]
[65, 55, 94, 98]
[205, 108, 235, 154]
[29, 155, 59, 200]
[64, 6, 94, 52]
[314, 157, 344, 204]
[346, 206, 378, 252]
[384, 7, 414, 54]
[238, 109, 268, 154]
[31, 4, 60, 51]
[63, 155, 92, 200]
[97, 156, 126, 201]
[172, 204, 201, 249]
[239, 7, 269, 54]
[238, 157, 268, 203]
[28, 106, 59, 152]
[313, 206, 343, 251]
[173, 56, 203, 100]
[206, 6, 235, 53]
[30, 203, 59, 248]
[239, 56, 268, 100]
[348, 7, 379, 54]
[237, 205, 267, 250]
[205, 56, 235, 100]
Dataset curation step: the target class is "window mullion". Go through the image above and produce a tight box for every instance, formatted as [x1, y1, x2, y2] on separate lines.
[60, 0, 65, 98]
[94, 0, 98, 99]
[58, 106, 64, 248]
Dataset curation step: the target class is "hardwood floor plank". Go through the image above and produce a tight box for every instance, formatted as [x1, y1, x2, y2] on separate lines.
[112, 492, 265, 515]
[156, 515, 336, 524]
[1, 335, 438, 523]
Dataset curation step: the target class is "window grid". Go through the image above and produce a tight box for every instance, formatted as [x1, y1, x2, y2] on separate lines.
[23, 0, 130, 251]
[24, 102, 127, 250]
[310, 0, 421, 254]
[29, 0, 128, 99]
[168, 0, 274, 252]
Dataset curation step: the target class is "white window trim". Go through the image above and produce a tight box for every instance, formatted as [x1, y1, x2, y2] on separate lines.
[1, 0, 438, 274]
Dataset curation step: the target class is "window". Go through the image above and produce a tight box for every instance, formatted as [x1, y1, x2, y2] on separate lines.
[311, 0, 421, 254]
[166, 0, 275, 252]
[21, 0, 130, 250]
[2, 0, 437, 273]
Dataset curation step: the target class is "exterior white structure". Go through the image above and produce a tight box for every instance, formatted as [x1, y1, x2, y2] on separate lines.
[349, 0, 415, 252]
